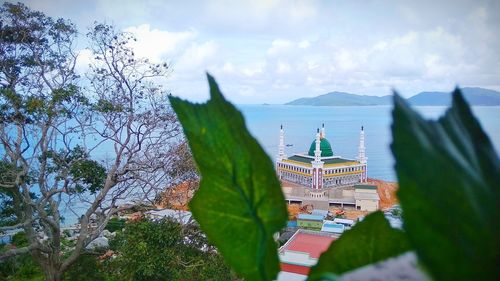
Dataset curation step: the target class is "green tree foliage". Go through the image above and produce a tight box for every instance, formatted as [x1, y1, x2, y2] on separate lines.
[391, 89, 500, 280]
[0, 253, 43, 281]
[1, 232, 110, 281]
[43, 146, 106, 194]
[0, 3, 104, 278]
[106, 218, 236, 281]
[1, 2, 181, 280]
[104, 217, 126, 233]
[63, 254, 108, 281]
[0, 160, 37, 228]
[169, 74, 288, 281]
[0, 232, 43, 281]
[10, 231, 28, 247]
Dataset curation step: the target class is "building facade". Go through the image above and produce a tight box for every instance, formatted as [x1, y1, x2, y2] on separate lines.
[276, 125, 368, 190]
[354, 184, 380, 211]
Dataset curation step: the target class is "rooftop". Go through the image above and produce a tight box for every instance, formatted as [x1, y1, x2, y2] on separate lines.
[282, 231, 335, 259]
[321, 222, 345, 234]
[333, 218, 355, 225]
[297, 214, 324, 221]
[354, 184, 378, 190]
[308, 137, 334, 157]
[354, 191, 380, 200]
[286, 155, 357, 166]
[311, 209, 329, 218]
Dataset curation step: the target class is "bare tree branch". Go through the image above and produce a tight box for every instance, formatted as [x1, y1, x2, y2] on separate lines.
[0, 243, 39, 261]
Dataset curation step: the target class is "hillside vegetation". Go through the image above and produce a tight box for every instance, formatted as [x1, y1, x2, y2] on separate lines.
[286, 87, 500, 106]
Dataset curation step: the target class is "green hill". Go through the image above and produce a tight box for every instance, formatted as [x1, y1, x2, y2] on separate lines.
[286, 91, 391, 106]
[286, 87, 500, 106]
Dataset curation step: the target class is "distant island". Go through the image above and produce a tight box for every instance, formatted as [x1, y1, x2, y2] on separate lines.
[286, 87, 500, 106]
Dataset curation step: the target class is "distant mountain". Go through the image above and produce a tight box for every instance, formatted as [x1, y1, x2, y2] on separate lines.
[285, 87, 500, 106]
[407, 87, 500, 106]
[286, 91, 392, 106]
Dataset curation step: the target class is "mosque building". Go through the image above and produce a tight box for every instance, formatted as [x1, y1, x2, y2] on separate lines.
[276, 124, 378, 211]
[276, 124, 367, 190]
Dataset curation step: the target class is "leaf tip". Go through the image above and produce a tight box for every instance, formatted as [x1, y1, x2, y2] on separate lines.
[206, 72, 225, 102]
[451, 86, 468, 109]
[392, 91, 406, 109]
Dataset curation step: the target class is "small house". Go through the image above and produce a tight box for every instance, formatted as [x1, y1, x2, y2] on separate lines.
[297, 214, 324, 230]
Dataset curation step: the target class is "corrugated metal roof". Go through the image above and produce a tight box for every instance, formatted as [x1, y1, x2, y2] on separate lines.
[321, 222, 345, 233]
[333, 218, 355, 225]
[297, 214, 324, 221]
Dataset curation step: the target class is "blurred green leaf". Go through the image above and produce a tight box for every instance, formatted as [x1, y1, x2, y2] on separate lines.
[391, 88, 500, 281]
[308, 211, 410, 280]
[169, 73, 288, 281]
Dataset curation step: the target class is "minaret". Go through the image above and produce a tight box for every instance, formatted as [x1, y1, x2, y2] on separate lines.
[320, 123, 325, 138]
[314, 128, 321, 162]
[312, 128, 324, 189]
[358, 126, 368, 182]
[277, 124, 286, 161]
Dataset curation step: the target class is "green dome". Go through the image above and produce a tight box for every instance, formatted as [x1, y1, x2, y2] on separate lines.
[308, 138, 333, 157]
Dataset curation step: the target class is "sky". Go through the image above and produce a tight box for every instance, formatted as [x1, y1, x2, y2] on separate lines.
[18, 0, 500, 104]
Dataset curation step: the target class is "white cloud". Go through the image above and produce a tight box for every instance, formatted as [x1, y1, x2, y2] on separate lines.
[298, 40, 311, 49]
[267, 39, 294, 56]
[289, 1, 317, 22]
[241, 61, 267, 77]
[334, 49, 358, 71]
[221, 62, 235, 74]
[124, 24, 196, 62]
[75, 49, 94, 74]
[203, 0, 319, 32]
[175, 41, 218, 71]
[29, 0, 500, 103]
[276, 62, 291, 74]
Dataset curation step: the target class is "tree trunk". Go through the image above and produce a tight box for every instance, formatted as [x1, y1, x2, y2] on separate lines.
[43, 264, 63, 281]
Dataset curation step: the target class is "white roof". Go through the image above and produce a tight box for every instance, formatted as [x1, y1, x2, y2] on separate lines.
[354, 192, 380, 200]
[321, 221, 345, 234]
[333, 218, 355, 225]
[145, 209, 192, 224]
[311, 209, 329, 218]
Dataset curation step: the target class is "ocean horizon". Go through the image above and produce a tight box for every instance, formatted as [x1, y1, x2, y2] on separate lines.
[53, 104, 500, 226]
[238, 104, 500, 182]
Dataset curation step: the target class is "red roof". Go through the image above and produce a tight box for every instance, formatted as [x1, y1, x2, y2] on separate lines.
[283, 232, 335, 258]
[280, 263, 311, 275]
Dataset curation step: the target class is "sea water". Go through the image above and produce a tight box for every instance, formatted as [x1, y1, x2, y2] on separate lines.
[238, 105, 500, 182]
[49, 104, 500, 226]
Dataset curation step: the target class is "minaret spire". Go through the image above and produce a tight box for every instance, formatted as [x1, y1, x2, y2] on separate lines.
[311, 128, 324, 190]
[358, 126, 366, 164]
[321, 123, 325, 138]
[314, 128, 321, 162]
[358, 126, 367, 182]
[277, 124, 286, 160]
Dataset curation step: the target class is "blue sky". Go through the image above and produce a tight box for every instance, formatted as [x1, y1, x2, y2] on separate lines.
[20, 0, 500, 103]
